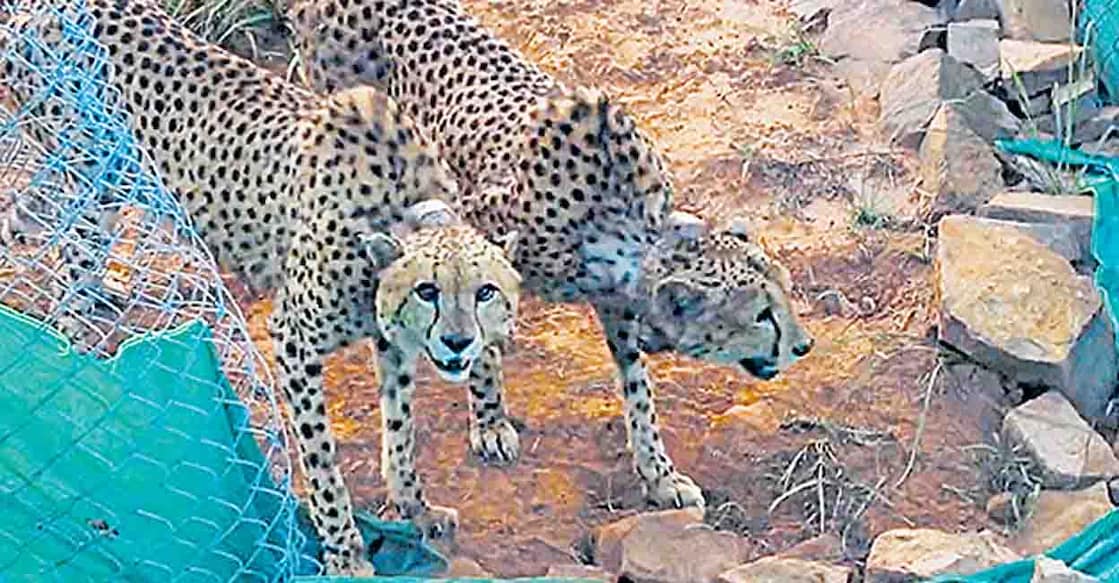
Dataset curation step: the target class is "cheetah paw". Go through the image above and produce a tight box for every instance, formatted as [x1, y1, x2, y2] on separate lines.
[645, 471, 706, 510]
[413, 504, 459, 542]
[469, 418, 520, 465]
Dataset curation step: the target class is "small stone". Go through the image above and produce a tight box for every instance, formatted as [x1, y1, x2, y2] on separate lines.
[1000, 40, 1085, 94]
[919, 106, 1003, 214]
[546, 563, 614, 581]
[865, 529, 1020, 582]
[595, 508, 704, 573]
[820, 0, 942, 95]
[937, 216, 1118, 419]
[986, 492, 1017, 524]
[1032, 557, 1099, 582]
[978, 192, 1094, 268]
[717, 557, 852, 583]
[1004, 392, 1119, 489]
[880, 50, 986, 149]
[1011, 483, 1114, 556]
[1002, 0, 1072, 42]
[948, 20, 1001, 78]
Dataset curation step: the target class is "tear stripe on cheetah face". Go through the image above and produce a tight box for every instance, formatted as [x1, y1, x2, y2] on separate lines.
[369, 224, 520, 383]
[2, 0, 525, 574]
[638, 218, 814, 380]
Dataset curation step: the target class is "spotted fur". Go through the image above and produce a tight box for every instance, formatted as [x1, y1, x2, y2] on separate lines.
[288, 0, 814, 515]
[2, 0, 521, 574]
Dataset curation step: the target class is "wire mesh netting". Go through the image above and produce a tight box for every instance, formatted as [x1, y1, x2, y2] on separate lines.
[1082, 0, 1118, 101]
[0, 1, 313, 580]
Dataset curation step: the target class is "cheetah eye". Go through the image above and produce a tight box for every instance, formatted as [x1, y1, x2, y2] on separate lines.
[756, 307, 774, 324]
[414, 282, 440, 303]
[476, 283, 499, 303]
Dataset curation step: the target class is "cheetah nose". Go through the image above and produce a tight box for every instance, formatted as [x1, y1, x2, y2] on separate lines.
[440, 334, 475, 354]
[792, 338, 814, 357]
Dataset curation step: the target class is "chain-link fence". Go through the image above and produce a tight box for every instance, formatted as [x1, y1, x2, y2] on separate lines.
[0, 2, 313, 580]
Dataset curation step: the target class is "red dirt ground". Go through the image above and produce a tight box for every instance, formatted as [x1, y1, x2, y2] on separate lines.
[239, 0, 1009, 577]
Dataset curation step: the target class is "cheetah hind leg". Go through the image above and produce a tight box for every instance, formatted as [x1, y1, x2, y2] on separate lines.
[466, 345, 520, 465]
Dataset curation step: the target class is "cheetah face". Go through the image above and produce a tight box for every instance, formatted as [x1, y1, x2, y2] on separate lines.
[368, 218, 520, 383]
[640, 214, 813, 380]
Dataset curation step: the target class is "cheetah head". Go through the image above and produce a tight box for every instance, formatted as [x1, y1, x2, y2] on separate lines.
[640, 212, 813, 380]
[365, 202, 521, 383]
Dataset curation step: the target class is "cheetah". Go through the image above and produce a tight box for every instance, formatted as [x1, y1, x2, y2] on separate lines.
[289, 0, 815, 512]
[3, 0, 522, 574]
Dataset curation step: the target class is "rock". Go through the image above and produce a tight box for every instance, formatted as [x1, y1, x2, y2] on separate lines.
[978, 192, 1094, 268]
[919, 105, 1004, 213]
[948, 20, 1001, 78]
[951, 0, 1005, 23]
[1002, 0, 1072, 42]
[778, 532, 845, 563]
[1109, 477, 1119, 505]
[1011, 482, 1115, 556]
[445, 556, 493, 577]
[936, 216, 1118, 419]
[789, 0, 836, 27]
[985, 491, 1018, 524]
[880, 50, 987, 149]
[546, 563, 614, 581]
[1000, 40, 1085, 94]
[717, 557, 852, 583]
[865, 529, 1020, 582]
[594, 508, 704, 573]
[620, 524, 752, 583]
[1032, 556, 1099, 582]
[819, 0, 941, 95]
[1036, 106, 1119, 146]
[1004, 392, 1119, 489]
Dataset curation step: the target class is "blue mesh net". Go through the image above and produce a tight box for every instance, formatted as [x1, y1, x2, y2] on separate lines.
[0, 2, 311, 580]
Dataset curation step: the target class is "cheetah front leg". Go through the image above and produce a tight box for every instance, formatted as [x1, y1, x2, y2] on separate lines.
[466, 345, 520, 464]
[271, 310, 373, 576]
[373, 337, 459, 541]
[594, 302, 706, 510]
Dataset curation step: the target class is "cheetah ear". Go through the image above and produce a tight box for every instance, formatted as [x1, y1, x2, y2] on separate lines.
[664, 211, 708, 243]
[725, 217, 751, 242]
[654, 278, 706, 319]
[363, 232, 404, 268]
[491, 229, 519, 258]
[404, 199, 460, 230]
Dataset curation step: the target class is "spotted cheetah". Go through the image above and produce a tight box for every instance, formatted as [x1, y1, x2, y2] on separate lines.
[290, 0, 815, 512]
[3, 0, 522, 574]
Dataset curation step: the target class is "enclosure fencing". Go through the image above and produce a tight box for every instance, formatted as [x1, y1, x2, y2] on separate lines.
[0, 2, 314, 581]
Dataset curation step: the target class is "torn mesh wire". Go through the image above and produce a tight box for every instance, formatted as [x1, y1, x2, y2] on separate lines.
[0, 2, 311, 580]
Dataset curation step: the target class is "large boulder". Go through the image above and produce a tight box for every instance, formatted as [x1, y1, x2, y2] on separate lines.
[865, 529, 1020, 582]
[820, 0, 941, 94]
[936, 215, 1118, 419]
[1010, 481, 1116, 556]
[717, 557, 851, 583]
[1003, 392, 1119, 489]
[880, 50, 986, 149]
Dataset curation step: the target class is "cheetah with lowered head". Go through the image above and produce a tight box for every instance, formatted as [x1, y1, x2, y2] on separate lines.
[4, 0, 522, 574]
[291, 0, 815, 514]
